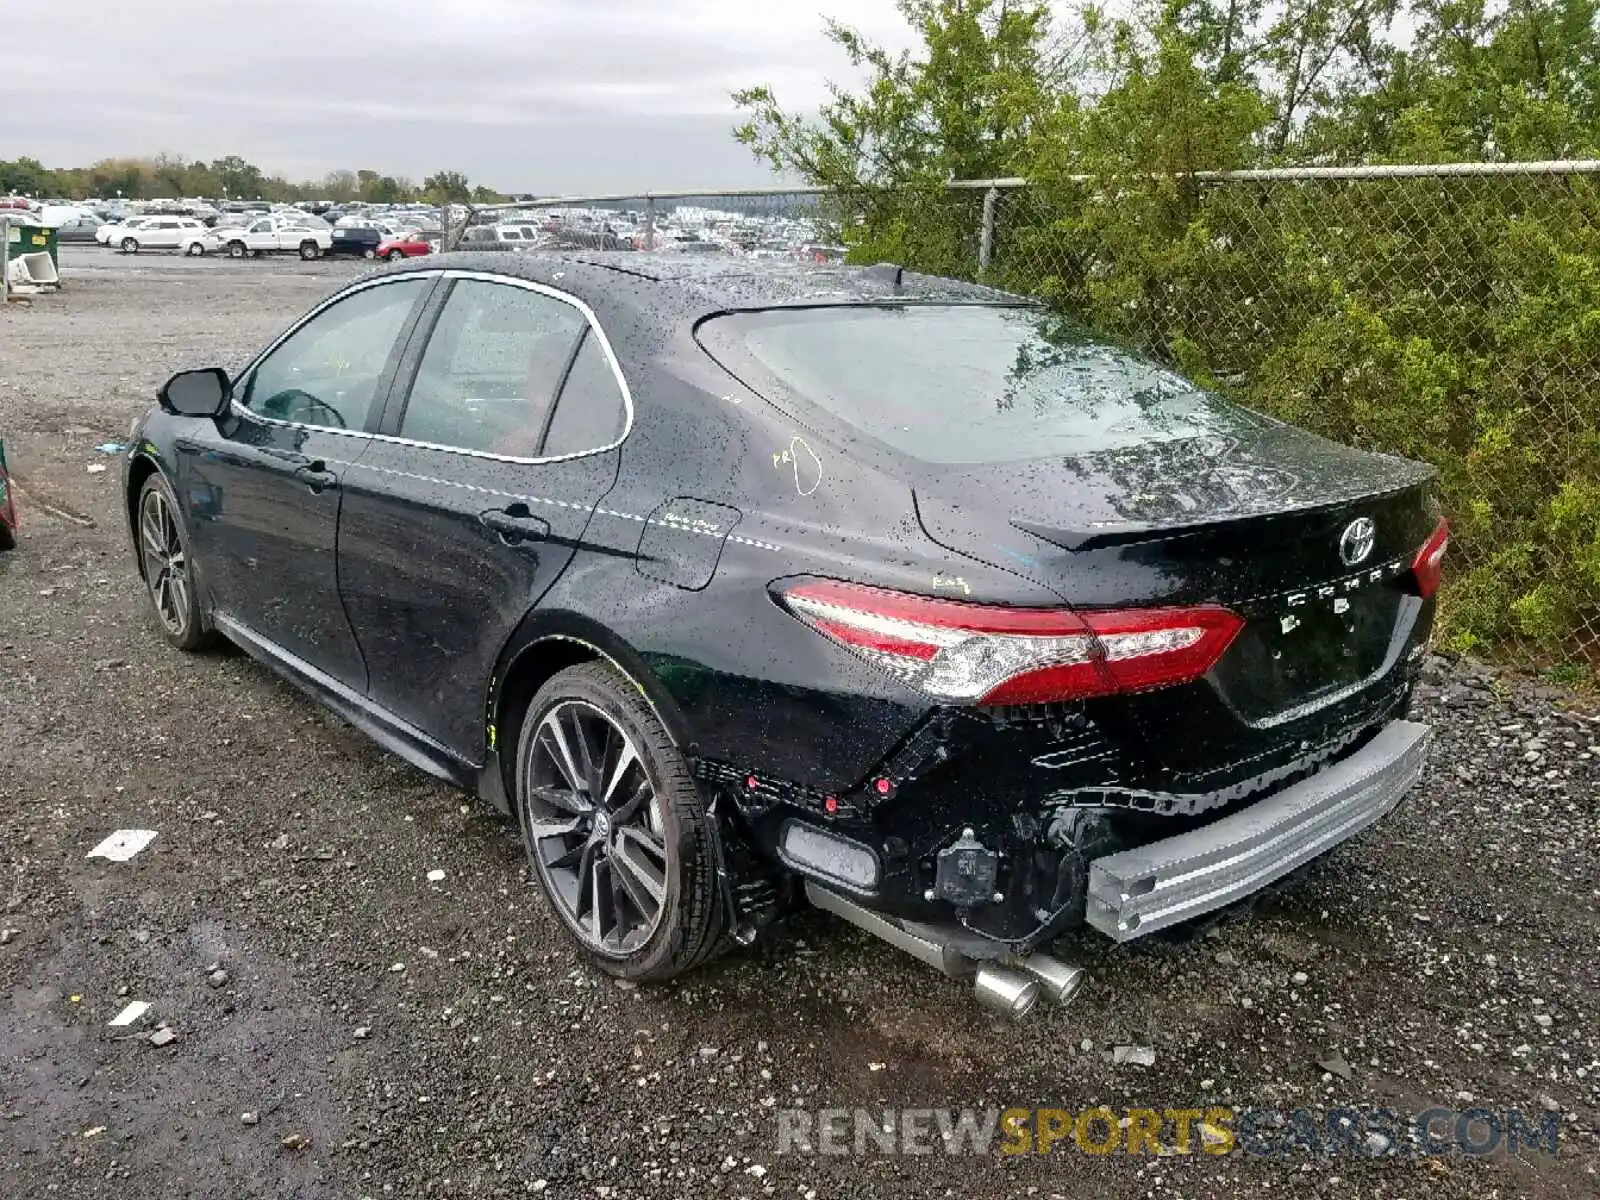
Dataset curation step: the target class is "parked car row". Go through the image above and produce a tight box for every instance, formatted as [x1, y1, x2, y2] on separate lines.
[87, 213, 432, 261]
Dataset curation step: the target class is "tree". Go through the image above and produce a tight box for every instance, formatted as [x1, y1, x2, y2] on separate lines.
[322, 170, 359, 201]
[357, 170, 411, 203]
[731, 0, 1600, 661]
[0, 153, 506, 204]
[0, 156, 53, 195]
[86, 158, 149, 199]
[733, 0, 1058, 189]
[211, 154, 266, 199]
[423, 170, 472, 203]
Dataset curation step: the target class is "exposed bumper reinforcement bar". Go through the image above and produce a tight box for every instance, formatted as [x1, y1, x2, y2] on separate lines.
[1085, 719, 1431, 941]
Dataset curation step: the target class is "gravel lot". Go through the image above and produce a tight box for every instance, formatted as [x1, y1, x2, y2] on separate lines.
[2, 248, 1597, 1198]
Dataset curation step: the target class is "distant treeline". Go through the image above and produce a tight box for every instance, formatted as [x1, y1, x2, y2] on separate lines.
[0, 155, 505, 205]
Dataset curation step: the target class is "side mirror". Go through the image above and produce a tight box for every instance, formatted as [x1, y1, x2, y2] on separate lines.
[158, 367, 231, 418]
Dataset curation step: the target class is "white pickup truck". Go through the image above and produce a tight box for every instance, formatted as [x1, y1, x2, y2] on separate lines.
[194, 217, 334, 260]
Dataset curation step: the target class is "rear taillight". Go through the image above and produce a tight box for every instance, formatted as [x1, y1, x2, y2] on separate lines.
[778, 579, 1243, 705]
[1411, 518, 1450, 599]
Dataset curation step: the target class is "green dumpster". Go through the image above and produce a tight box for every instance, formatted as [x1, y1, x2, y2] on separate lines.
[4, 220, 58, 268]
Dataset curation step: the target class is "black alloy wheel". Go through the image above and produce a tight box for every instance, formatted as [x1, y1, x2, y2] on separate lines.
[516, 663, 729, 981]
[136, 475, 213, 650]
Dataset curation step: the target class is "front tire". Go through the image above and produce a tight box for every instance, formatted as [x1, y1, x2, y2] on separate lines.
[361, 247, 377, 259]
[185, 242, 205, 256]
[136, 474, 213, 651]
[515, 663, 729, 982]
[387, 249, 406, 261]
[299, 241, 320, 260]
[120, 237, 138, 253]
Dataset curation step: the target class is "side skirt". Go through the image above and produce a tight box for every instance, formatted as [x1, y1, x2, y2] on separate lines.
[211, 613, 479, 791]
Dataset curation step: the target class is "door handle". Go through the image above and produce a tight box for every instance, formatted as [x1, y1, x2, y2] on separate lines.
[479, 503, 549, 544]
[294, 461, 339, 493]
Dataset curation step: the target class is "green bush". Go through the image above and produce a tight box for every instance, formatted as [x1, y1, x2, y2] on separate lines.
[848, 173, 1600, 665]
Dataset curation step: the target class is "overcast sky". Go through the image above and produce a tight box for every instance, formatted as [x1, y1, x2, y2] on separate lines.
[16, 0, 925, 194]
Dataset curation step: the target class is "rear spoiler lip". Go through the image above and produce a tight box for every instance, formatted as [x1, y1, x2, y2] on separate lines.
[1013, 473, 1437, 553]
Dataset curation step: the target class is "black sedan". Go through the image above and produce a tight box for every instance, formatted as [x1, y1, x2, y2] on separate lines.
[125, 254, 1447, 1015]
[327, 226, 383, 258]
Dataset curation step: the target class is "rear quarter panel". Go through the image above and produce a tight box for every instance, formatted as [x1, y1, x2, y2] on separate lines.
[537, 310, 1070, 792]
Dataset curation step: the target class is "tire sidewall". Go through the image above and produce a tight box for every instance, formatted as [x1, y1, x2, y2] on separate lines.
[514, 664, 710, 980]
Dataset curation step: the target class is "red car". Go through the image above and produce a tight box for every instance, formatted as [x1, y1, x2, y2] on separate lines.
[376, 232, 438, 262]
[0, 438, 17, 550]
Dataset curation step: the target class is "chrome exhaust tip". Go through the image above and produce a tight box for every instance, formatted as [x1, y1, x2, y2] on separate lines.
[973, 964, 1041, 1019]
[1013, 955, 1087, 1006]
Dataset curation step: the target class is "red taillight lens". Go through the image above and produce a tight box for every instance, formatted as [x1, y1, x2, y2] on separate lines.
[779, 579, 1242, 705]
[1412, 518, 1450, 599]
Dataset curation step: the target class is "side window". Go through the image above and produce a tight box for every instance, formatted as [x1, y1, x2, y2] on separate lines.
[398, 280, 586, 456]
[542, 331, 628, 457]
[240, 279, 428, 430]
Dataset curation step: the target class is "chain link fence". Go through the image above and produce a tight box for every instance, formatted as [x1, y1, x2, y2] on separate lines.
[455, 164, 1600, 677]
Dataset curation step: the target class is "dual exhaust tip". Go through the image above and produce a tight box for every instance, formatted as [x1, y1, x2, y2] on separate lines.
[973, 955, 1086, 1019]
[801, 882, 1085, 1020]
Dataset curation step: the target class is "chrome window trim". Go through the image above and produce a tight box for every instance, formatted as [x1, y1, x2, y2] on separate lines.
[228, 267, 635, 465]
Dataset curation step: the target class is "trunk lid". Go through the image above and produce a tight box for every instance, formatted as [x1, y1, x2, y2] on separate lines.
[914, 426, 1437, 776]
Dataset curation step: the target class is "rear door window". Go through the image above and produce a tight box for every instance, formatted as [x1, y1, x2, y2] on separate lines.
[698, 305, 1259, 465]
[397, 279, 587, 456]
[541, 332, 629, 457]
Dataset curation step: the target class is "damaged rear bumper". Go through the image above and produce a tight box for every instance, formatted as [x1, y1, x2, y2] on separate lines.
[1084, 719, 1430, 940]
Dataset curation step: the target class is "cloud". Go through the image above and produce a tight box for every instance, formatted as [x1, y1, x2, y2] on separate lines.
[15, 0, 921, 191]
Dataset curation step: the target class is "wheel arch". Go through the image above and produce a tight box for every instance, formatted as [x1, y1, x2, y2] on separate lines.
[480, 610, 694, 816]
[125, 453, 163, 577]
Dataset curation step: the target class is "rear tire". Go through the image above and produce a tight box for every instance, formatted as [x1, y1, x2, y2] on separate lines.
[361, 248, 377, 259]
[299, 241, 319, 260]
[387, 249, 405, 261]
[515, 663, 729, 982]
[227, 241, 247, 259]
[185, 242, 205, 256]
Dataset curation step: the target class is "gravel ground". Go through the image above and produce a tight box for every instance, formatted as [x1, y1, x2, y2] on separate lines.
[1, 249, 1597, 1199]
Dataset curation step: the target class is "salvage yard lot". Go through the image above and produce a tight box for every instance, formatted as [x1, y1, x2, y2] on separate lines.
[1, 250, 1597, 1199]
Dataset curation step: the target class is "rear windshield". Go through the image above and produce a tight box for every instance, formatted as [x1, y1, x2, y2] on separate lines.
[699, 304, 1258, 464]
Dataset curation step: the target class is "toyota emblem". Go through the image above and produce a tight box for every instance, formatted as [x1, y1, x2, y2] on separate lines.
[1338, 517, 1376, 566]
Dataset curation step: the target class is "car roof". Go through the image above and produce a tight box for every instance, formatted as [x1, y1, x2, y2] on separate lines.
[383, 251, 1031, 324]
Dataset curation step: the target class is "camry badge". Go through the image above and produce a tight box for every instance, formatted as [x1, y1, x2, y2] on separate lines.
[1338, 517, 1376, 566]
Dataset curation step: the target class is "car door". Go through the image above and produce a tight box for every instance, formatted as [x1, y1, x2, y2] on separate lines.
[176, 275, 436, 688]
[244, 219, 273, 252]
[337, 273, 628, 762]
